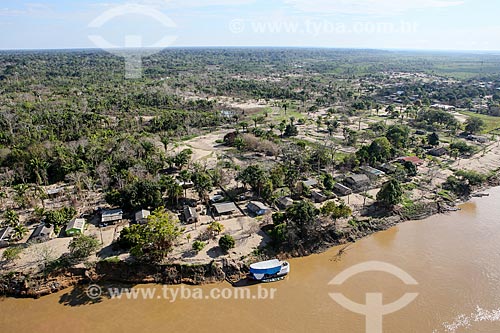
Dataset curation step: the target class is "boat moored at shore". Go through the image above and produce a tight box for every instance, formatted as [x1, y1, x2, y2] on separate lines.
[249, 259, 290, 282]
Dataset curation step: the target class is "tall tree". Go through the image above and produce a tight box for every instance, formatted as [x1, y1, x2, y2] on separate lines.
[376, 179, 403, 208]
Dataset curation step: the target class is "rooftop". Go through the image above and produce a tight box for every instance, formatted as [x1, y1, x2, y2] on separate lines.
[302, 179, 319, 187]
[135, 209, 150, 221]
[67, 218, 86, 230]
[213, 202, 238, 214]
[102, 208, 124, 216]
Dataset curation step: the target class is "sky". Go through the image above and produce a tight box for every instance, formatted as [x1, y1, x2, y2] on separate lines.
[1, 0, 500, 51]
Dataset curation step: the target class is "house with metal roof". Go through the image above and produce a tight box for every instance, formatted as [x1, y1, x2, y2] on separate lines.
[345, 174, 371, 190]
[66, 218, 86, 237]
[428, 147, 448, 157]
[302, 179, 319, 188]
[360, 166, 386, 179]
[311, 190, 328, 203]
[101, 209, 123, 224]
[0, 227, 13, 248]
[134, 209, 150, 224]
[247, 201, 271, 216]
[30, 224, 54, 242]
[333, 183, 353, 196]
[183, 206, 199, 224]
[277, 197, 294, 210]
[212, 202, 238, 215]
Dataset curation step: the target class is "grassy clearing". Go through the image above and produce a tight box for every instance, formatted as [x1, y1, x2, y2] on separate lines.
[458, 111, 500, 134]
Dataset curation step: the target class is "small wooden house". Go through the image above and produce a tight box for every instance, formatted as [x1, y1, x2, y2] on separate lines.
[247, 201, 271, 216]
[277, 197, 294, 210]
[183, 206, 199, 224]
[134, 209, 150, 224]
[30, 224, 54, 242]
[66, 218, 86, 237]
[333, 183, 353, 196]
[101, 209, 123, 224]
[212, 202, 238, 216]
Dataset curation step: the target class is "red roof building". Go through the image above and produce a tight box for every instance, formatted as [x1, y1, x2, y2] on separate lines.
[397, 156, 424, 166]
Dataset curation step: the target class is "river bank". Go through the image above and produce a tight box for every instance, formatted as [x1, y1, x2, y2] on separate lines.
[3, 186, 500, 333]
[0, 183, 493, 299]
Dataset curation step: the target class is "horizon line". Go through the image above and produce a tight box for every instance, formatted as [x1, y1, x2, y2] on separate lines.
[0, 46, 500, 54]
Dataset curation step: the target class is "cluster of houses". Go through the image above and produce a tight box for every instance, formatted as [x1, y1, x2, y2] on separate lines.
[0, 208, 127, 248]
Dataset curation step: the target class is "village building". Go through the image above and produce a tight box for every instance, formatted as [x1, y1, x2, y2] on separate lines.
[431, 103, 456, 111]
[66, 218, 86, 237]
[46, 187, 64, 199]
[183, 206, 199, 224]
[333, 183, 353, 196]
[134, 209, 150, 224]
[212, 202, 238, 216]
[29, 224, 54, 242]
[101, 209, 123, 224]
[311, 190, 328, 203]
[247, 201, 271, 216]
[0, 227, 13, 248]
[380, 163, 397, 174]
[210, 195, 225, 203]
[428, 147, 448, 157]
[302, 179, 319, 188]
[345, 174, 371, 190]
[277, 197, 294, 210]
[467, 135, 489, 144]
[360, 166, 386, 179]
[397, 156, 424, 166]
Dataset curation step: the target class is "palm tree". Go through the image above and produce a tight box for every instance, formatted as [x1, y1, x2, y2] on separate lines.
[208, 221, 224, 236]
[277, 122, 286, 138]
[31, 185, 48, 209]
[167, 182, 183, 206]
[4, 209, 19, 227]
[268, 123, 276, 134]
[29, 158, 49, 185]
[12, 224, 28, 241]
[179, 170, 192, 198]
[13, 184, 29, 209]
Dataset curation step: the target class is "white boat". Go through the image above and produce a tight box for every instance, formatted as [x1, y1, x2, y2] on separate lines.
[249, 259, 290, 282]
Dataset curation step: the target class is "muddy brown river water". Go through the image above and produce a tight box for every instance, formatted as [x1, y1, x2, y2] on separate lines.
[2, 187, 500, 333]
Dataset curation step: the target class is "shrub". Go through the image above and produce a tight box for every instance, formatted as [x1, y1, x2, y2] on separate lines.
[219, 235, 235, 253]
[192, 240, 206, 253]
[69, 235, 100, 261]
[2, 246, 23, 263]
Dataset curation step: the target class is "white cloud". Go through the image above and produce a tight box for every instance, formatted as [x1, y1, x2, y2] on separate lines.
[126, 0, 255, 9]
[283, 0, 464, 15]
[0, 3, 52, 17]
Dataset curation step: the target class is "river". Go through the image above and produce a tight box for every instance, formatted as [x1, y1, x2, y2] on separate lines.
[2, 187, 500, 333]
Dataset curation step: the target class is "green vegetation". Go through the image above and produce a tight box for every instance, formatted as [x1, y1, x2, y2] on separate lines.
[377, 179, 404, 208]
[219, 235, 235, 253]
[465, 117, 486, 134]
[459, 111, 500, 133]
[320, 201, 352, 219]
[0, 48, 499, 265]
[43, 207, 77, 233]
[118, 207, 184, 262]
[68, 235, 100, 261]
[192, 240, 206, 253]
[2, 246, 23, 263]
